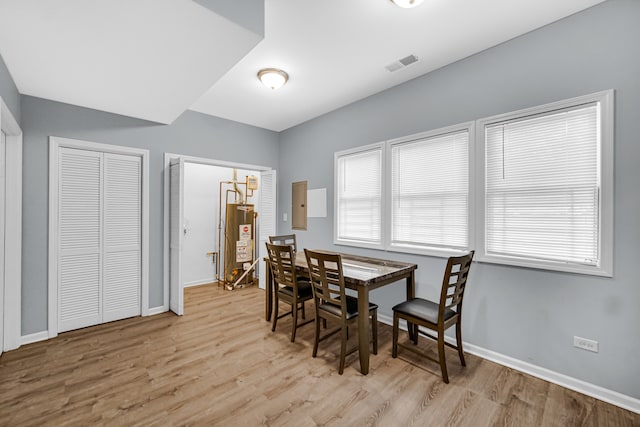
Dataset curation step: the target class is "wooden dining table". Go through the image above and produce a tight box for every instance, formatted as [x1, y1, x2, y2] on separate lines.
[264, 250, 417, 375]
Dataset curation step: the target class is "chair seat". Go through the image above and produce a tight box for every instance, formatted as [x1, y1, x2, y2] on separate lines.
[319, 295, 378, 320]
[392, 298, 456, 324]
[277, 280, 312, 299]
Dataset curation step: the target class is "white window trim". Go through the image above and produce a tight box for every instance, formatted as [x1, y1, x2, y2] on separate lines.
[48, 136, 150, 339]
[333, 142, 386, 250]
[385, 122, 475, 258]
[474, 89, 614, 277]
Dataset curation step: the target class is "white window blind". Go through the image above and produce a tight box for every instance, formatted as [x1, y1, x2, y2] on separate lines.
[391, 130, 469, 251]
[335, 146, 382, 245]
[485, 103, 600, 265]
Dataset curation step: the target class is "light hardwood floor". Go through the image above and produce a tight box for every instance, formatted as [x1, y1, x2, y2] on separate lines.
[1, 284, 638, 426]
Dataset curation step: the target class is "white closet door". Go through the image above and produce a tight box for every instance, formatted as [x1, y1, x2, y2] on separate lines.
[103, 153, 141, 322]
[169, 158, 184, 315]
[58, 148, 103, 332]
[258, 169, 276, 290]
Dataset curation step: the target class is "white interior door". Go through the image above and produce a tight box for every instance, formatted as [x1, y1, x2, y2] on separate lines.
[58, 147, 103, 332]
[258, 170, 276, 290]
[0, 130, 6, 355]
[170, 158, 185, 315]
[103, 153, 142, 322]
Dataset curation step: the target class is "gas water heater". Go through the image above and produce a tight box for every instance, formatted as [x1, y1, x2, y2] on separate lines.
[223, 203, 255, 285]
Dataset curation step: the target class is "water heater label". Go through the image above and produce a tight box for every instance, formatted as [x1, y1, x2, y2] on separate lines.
[236, 240, 251, 262]
[239, 224, 252, 240]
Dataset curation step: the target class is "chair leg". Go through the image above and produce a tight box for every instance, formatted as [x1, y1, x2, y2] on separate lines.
[456, 320, 466, 367]
[301, 300, 306, 320]
[392, 312, 399, 358]
[339, 324, 348, 375]
[412, 324, 419, 345]
[438, 328, 449, 384]
[291, 299, 298, 342]
[371, 310, 378, 355]
[271, 295, 279, 332]
[312, 313, 320, 358]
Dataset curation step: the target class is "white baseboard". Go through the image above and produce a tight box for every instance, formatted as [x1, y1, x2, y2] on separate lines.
[21, 331, 49, 346]
[377, 314, 640, 414]
[147, 305, 168, 316]
[184, 279, 216, 288]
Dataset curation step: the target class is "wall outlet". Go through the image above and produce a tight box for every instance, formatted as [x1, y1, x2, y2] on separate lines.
[574, 336, 599, 353]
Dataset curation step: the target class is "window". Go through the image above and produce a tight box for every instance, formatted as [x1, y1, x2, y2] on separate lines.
[334, 143, 383, 247]
[389, 124, 472, 254]
[333, 90, 613, 276]
[476, 90, 613, 276]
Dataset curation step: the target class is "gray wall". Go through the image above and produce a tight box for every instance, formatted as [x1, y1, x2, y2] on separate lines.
[20, 96, 279, 335]
[194, 0, 264, 37]
[278, 0, 640, 399]
[0, 53, 20, 124]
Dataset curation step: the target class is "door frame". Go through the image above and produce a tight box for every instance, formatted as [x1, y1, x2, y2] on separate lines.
[162, 153, 272, 313]
[48, 136, 149, 338]
[0, 97, 22, 352]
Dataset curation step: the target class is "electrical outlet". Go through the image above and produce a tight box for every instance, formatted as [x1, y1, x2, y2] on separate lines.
[574, 336, 599, 353]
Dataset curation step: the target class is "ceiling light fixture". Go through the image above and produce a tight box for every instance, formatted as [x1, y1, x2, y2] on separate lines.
[257, 68, 289, 90]
[390, 0, 424, 8]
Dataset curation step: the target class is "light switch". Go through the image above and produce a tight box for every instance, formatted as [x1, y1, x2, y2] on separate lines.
[283, 213, 288, 221]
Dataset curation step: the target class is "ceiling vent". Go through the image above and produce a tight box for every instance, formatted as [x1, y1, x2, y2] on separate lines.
[385, 54, 419, 72]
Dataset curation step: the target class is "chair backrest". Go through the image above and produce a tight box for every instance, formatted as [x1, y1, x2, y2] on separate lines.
[265, 242, 297, 288]
[269, 234, 297, 252]
[439, 251, 475, 321]
[304, 249, 346, 314]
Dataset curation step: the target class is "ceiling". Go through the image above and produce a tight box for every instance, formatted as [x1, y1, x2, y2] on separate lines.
[0, 0, 605, 132]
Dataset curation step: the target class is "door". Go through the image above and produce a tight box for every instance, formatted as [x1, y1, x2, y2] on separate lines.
[56, 147, 142, 333]
[0, 130, 5, 354]
[103, 153, 142, 322]
[58, 148, 103, 332]
[169, 158, 185, 315]
[258, 170, 276, 290]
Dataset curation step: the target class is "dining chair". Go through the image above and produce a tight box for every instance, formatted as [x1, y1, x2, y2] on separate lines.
[304, 249, 378, 375]
[266, 242, 313, 342]
[269, 234, 297, 252]
[392, 251, 474, 383]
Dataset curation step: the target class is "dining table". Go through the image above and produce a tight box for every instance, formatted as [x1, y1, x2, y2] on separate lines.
[264, 250, 418, 375]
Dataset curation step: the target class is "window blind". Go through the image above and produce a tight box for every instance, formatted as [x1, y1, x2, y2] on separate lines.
[391, 130, 469, 250]
[485, 103, 600, 265]
[336, 147, 382, 244]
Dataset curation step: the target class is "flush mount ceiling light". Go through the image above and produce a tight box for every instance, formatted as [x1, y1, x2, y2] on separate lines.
[257, 68, 289, 90]
[390, 0, 424, 8]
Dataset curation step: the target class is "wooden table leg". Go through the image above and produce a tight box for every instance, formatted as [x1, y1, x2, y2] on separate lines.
[357, 286, 370, 375]
[265, 260, 273, 321]
[406, 271, 416, 341]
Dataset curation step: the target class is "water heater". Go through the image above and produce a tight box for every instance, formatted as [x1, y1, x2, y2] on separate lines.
[223, 203, 255, 285]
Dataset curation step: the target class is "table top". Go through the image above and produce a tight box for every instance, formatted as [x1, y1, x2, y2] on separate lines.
[292, 250, 417, 288]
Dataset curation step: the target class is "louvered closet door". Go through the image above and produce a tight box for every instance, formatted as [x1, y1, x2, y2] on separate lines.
[258, 170, 276, 290]
[58, 148, 103, 332]
[103, 153, 141, 322]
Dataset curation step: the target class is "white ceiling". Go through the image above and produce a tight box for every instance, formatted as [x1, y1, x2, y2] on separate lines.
[0, 0, 605, 132]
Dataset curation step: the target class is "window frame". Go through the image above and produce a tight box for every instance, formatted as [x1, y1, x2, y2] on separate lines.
[474, 89, 614, 277]
[385, 122, 475, 258]
[333, 142, 386, 250]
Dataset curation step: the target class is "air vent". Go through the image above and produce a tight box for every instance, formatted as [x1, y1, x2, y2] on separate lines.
[385, 54, 419, 72]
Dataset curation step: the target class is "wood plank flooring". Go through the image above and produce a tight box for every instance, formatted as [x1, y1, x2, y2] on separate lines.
[1, 284, 638, 426]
